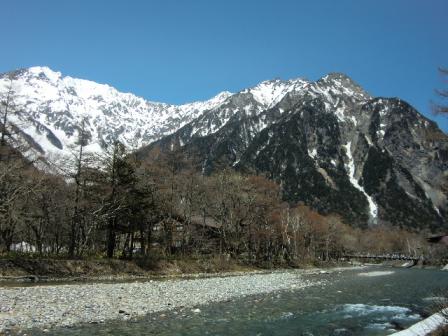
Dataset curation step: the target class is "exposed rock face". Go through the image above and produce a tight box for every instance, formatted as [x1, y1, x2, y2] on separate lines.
[143, 74, 448, 229]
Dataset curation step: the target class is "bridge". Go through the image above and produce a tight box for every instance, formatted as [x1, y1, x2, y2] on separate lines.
[342, 253, 421, 262]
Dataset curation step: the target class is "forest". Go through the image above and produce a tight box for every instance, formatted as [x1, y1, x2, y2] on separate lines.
[1, 133, 446, 268]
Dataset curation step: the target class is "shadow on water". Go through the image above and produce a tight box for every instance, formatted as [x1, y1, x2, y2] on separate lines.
[30, 267, 448, 336]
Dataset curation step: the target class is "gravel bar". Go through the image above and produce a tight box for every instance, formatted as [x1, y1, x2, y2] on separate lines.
[0, 270, 321, 333]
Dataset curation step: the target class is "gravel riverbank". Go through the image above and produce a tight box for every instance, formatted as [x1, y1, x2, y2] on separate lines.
[0, 270, 325, 333]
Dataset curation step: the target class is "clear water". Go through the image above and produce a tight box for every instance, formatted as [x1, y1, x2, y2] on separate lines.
[31, 267, 448, 336]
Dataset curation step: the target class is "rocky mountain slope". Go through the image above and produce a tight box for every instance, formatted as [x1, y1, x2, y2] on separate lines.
[1, 66, 446, 229]
[0, 66, 231, 161]
[142, 74, 448, 229]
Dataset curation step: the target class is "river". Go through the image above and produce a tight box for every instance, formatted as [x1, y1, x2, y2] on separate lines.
[29, 267, 447, 336]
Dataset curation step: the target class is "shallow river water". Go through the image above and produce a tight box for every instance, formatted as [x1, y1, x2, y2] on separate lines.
[31, 267, 447, 336]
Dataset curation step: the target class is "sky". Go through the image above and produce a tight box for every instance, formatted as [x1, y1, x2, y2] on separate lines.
[1, 0, 447, 131]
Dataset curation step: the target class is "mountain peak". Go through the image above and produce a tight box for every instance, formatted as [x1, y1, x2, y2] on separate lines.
[28, 66, 62, 82]
[315, 72, 371, 101]
[322, 72, 353, 81]
[244, 77, 309, 107]
[203, 90, 233, 105]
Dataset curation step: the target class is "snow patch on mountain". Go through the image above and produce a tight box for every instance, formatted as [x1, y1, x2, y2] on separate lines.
[344, 141, 378, 223]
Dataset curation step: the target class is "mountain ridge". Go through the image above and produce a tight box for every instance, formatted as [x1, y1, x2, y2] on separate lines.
[0, 66, 316, 160]
[1, 66, 447, 229]
[0, 66, 234, 160]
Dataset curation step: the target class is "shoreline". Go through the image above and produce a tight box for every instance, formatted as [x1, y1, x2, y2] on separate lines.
[0, 257, 349, 285]
[0, 266, 352, 287]
[0, 268, 345, 333]
[1, 256, 444, 287]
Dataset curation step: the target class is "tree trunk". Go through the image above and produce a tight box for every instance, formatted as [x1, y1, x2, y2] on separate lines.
[146, 227, 152, 255]
[106, 218, 116, 258]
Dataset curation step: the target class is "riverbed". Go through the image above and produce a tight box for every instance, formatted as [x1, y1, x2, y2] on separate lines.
[0, 270, 321, 334]
[1, 267, 447, 335]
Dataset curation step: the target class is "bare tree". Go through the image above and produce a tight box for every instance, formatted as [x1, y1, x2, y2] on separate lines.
[0, 75, 41, 164]
[68, 119, 89, 257]
[0, 157, 39, 252]
[0, 77, 16, 147]
[433, 67, 448, 115]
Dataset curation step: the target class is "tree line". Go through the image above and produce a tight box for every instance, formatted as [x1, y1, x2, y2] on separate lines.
[1, 138, 445, 266]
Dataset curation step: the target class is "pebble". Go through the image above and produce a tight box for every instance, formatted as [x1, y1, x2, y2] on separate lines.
[0, 271, 323, 332]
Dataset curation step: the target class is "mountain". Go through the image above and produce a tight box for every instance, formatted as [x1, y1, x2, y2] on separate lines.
[0, 66, 231, 161]
[141, 74, 448, 230]
[1, 66, 447, 229]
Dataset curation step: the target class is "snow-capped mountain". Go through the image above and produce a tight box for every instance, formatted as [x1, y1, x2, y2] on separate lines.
[181, 78, 309, 139]
[0, 66, 232, 160]
[1, 66, 447, 229]
[142, 73, 448, 230]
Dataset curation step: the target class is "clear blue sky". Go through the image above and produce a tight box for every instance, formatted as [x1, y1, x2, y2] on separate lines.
[1, 0, 447, 131]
